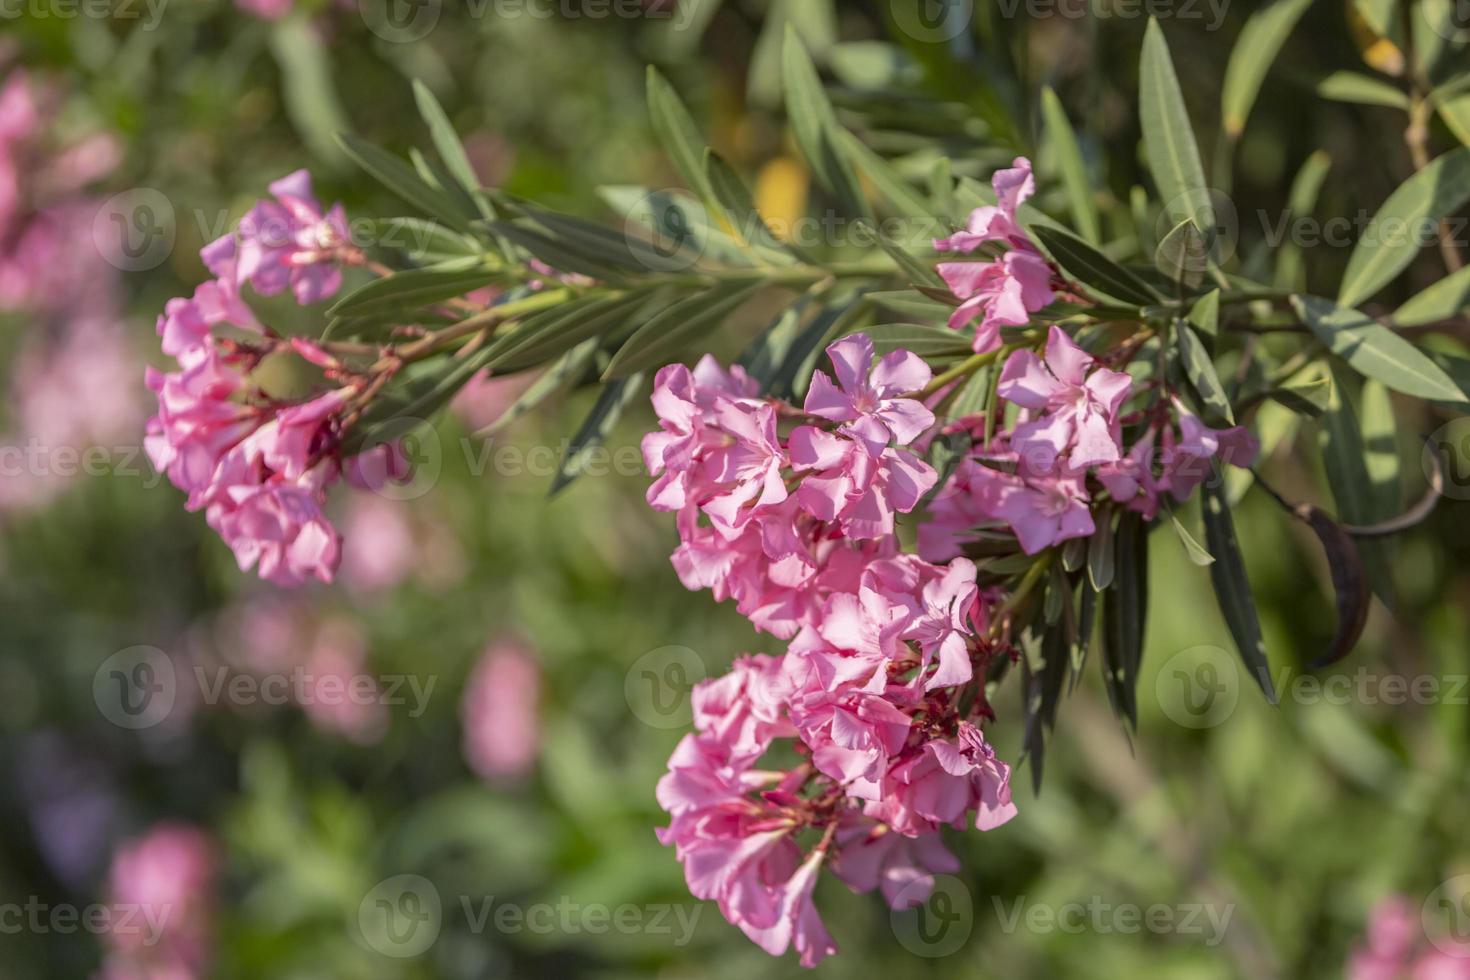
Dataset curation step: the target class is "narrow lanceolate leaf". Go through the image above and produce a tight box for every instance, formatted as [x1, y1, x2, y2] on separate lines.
[1221, 0, 1315, 137]
[781, 27, 872, 220]
[867, 289, 955, 322]
[473, 337, 601, 436]
[834, 129, 936, 220]
[866, 222, 942, 287]
[1321, 366, 1397, 606]
[1201, 469, 1277, 701]
[411, 80, 493, 218]
[1316, 71, 1411, 109]
[1087, 509, 1116, 592]
[603, 282, 760, 379]
[1267, 372, 1333, 417]
[1022, 621, 1071, 793]
[1338, 147, 1470, 308]
[1155, 218, 1207, 290]
[1188, 288, 1220, 337]
[1032, 225, 1160, 306]
[1100, 511, 1148, 728]
[1040, 87, 1101, 243]
[337, 133, 475, 233]
[1140, 18, 1214, 234]
[1393, 264, 1470, 326]
[481, 294, 634, 373]
[646, 67, 721, 210]
[371, 218, 483, 262]
[864, 323, 973, 358]
[328, 264, 497, 318]
[550, 374, 647, 496]
[1301, 507, 1372, 668]
[1169, 512, 1215, 566]
[1290, 295, 1466, 402]
[1275, 150, 1333, 290]
[704, 151, 801, 264]
[1176, 320, 1235, 424]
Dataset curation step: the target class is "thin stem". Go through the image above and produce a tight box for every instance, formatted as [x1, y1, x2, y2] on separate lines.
[913, 348, 1002, 400]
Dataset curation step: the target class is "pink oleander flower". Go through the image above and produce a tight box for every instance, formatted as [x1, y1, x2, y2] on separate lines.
[103, 823, 216, 977]
[831, 818, 960, 910]
[1347, 894, 1470, 980]
[217, 170, 352, 305]
[1096, 401, 1259, 515]
[997, 325, 1133, 472]
[204, 467, 342, 588]
[461, 638, 541, 781]
[935, 157, 1056, 353]
[803, 333, 934, 454]
[789, 425, 937, 541]
[875, 721, 1018, 836]
[298, 619, 386, 743]
[643, 355, 761, 513]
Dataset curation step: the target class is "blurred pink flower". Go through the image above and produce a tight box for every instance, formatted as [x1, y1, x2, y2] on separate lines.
[461, 639, 541, 781]
[300, 618, 387, 745]
[102, 823, 216, 978]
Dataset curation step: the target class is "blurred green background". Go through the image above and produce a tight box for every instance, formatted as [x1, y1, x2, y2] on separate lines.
[1, 1, 1468, 977]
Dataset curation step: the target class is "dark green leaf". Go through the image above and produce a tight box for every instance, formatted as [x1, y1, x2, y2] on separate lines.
[603, 283, 760, 379]
[1033, 225, 1160, 307]
[1100, 510, 1149, 728]
[1040, 86, 1101, 243]
[550, 375, 647, 496]
[1201, 468, 1277, 701]
[782, 27, 872, 219]
[1140, 19, 1214, 235]
[336, 133, 474, 234]
[1290, 295, 1466, 402]
[1176, 319, 1235, 423]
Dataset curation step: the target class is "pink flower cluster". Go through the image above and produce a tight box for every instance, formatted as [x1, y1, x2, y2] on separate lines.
[645, 334, 1017, 965]
[645, 334, 939, 640]
[936, 157, 1056, 354]
[1348, 895, 1470, 980]
[145, 172, 404, 586]
[461, 638, 541, 782]
[921, 326, 1257, 560]
[99, 823, 217, 980]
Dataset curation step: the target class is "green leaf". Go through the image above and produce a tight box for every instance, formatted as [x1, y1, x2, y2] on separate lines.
[1320, 366, 1397, 605]
[371, 218, 483, 262]
[1032, 225, 1160, 306]
[1266, 372, 1334, 417]
[489, 222, 625, 281]
[1188, 288, 1220, 337]
[269, 19, 350, 169]
[550, 375, 647, 496]
[601, 184, 754, 269]
[865, 222, 942, 287]
[1169, 512, 1215, 566]
[336, 133, 474, 234]
[1392, 263, 1470, 326]
[1200, 469, 1277, 701]
[487, 293, 648, 373]
[864, 323, 972, 358]
[1040, 86, 1101, 243]
[1274, 150, 1333, 290]
[1290, 295, 1466, 402]
[833, 128, 936, 220]
[328, 264, 497, 318]
[1316, 71, 1411, 109]
[781, 27, 872, 219]
[1100, 510, 1148, 728]
[603, 283, 760, 379]
[1176, 319, 1235, 424]
[411, 80, 493, 218]
[472, 337, 601, 436]
[646, 67, 720, 210]
[704, 151, 803, 264]
[343, 347, 493, 454]
[1221, 0, 1315, 137]
[1087, 512, 1116, 592]
[1338, 147, 1470, 308]
[867, 289, 954, 322]
[1154, 218, 1207, 290]
[1140, 18, 1214, 234]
